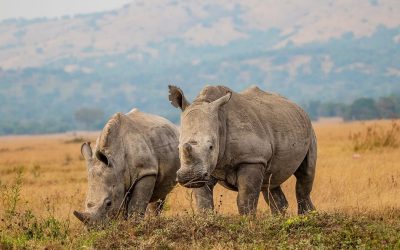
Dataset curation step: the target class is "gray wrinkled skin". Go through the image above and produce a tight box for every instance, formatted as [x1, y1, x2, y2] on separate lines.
[74, 109, 180, 226]
[169, 85, 317, 215]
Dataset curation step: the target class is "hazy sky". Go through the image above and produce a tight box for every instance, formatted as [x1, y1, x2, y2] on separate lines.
[0, 0, 133, 20]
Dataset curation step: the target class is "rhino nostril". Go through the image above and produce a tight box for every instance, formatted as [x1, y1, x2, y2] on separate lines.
[87, 202, 94, 208]
[202, 172, 210, 179]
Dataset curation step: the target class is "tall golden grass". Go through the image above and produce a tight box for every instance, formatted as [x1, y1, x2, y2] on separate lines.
[0, 120, 399, 230]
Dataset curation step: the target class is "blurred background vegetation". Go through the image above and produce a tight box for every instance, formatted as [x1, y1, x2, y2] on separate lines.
[0, 1, 399, 135]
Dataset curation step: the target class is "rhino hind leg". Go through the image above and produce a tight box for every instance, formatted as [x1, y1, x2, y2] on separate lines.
[194, 177, 218, 212]
[294, 134, 317, 214]
[236, 164, 264, 215]
[262, 186, 288, 215]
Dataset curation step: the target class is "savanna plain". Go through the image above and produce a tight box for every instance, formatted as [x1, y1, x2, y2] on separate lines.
[1, 120, 400, 249]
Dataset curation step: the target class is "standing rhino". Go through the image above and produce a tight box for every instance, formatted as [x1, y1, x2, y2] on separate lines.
[169, 85, 317, 215]
[74, 109, 180, 225]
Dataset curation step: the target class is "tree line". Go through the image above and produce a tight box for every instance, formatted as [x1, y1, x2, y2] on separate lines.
[303, 94, 400, 121]
[1, 94, 400, 135]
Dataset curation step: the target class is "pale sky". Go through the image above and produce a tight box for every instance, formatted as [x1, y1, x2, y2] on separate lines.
[0, 0, 133, 20]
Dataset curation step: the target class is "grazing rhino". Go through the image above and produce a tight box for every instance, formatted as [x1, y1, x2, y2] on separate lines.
[74, 109, 180, 226]
[168, 85, 317, 215]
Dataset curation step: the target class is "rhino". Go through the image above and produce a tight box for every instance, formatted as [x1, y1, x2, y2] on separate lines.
[168, 85, 317, 215]
[73, 109, 180, 225]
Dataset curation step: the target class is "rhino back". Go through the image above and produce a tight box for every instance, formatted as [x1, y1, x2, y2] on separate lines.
[125, 109, 179, 201]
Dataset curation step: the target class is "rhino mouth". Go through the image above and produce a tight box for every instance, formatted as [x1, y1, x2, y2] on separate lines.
[74, 210, 115, 229]
[182, 180, 207, 188]
[179, 174, 210, 188]
[177, 163, 210, 188]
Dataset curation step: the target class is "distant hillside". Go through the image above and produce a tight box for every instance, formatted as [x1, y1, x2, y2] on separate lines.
[0, 1, 399, 134]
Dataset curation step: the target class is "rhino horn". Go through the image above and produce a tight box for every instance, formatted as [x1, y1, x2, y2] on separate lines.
[211, 92, 232, 108]
[73, 210, 91, 224]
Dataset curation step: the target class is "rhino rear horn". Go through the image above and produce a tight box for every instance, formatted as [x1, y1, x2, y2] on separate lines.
[73, 210, 90, 224]
[211, 92, 232, 108]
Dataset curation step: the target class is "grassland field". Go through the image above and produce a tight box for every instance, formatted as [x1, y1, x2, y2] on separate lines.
[0, 120, 399, 249]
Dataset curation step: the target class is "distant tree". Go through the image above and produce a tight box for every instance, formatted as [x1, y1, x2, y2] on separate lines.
[302, 100, 321, 121]
[319, 102, 347, 117]
[74, 107, 105, 130]
[376, 96, 400, 119]
[345, 97, 379, 120]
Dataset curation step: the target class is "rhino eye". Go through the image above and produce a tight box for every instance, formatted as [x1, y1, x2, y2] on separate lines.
[105, 200, 112, 207]
[188, 140, 198, 145]
[209, 145, 214, 150]
[87, 202, 94, 208]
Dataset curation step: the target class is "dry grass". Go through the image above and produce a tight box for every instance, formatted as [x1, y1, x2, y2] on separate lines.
[0, 120, 399, 248]
[0, 120, 399, 217]
[349, 120, 400, 152]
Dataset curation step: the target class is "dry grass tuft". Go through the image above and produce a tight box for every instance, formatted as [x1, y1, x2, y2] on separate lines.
[349, 120, 400, 152]
[64, 136, 87, 144]
[89, 211, 400, 249]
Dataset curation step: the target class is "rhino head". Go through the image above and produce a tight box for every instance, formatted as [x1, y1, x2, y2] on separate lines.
[74, 142, 125, 226]
[169, 85, 231, 188]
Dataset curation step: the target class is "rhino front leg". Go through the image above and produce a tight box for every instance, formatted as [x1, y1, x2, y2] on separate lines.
[262, 186, 288, 215]
[194, 177, 218, 212]
[127, 175, 156, 219]
[236, 164, 264, 215]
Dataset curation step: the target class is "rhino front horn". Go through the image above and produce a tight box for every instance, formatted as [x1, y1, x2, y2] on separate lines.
[73, 210, 90, 224]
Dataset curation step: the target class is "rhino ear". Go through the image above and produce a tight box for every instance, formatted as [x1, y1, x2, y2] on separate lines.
[96, 150, 110, 167]
[211, 92, 232, 109]
[168, 85, 190, 111]
[81, 142, 93, 161]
